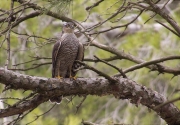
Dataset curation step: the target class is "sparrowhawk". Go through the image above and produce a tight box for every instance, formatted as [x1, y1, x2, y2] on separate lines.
[51, 22, 84, 103]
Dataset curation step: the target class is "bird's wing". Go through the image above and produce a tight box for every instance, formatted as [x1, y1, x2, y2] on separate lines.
[71, 41, 84, 77]
[52, 40, 62, 78]
[76, 42, 84, 61]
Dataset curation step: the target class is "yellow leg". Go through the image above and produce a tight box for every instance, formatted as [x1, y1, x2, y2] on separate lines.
[69, 68, 76, 80]
[56, 76, 63, 79]
[56, 70, 63, 79]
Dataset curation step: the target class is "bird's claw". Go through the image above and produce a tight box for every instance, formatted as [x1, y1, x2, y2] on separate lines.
[56, 76, 63, 81]
[70, 76, 76, 80]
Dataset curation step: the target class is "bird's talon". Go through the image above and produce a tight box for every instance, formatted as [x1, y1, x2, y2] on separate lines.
[56, 76, 63, 81]
[56, 76, 63, 79]
[70, 76, 76, 80]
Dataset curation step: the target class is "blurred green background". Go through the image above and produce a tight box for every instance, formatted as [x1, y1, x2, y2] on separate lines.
[0, 0, 180, 125]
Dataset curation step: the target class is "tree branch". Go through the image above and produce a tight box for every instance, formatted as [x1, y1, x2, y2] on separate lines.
[15, 0, 73, 22]
[0, 68, 180, 124]
[145, 0, 180, 36]
[115, 55, 180, 77]
[91, 41, 180, 76]
[86, 0, 105, 11]
[0, 11, 41, 35]
[0, 94, 48, 118]
[0, 0, 75, 36]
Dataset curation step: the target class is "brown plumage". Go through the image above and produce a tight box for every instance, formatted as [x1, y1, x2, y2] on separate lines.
[50, 22, 84, 103]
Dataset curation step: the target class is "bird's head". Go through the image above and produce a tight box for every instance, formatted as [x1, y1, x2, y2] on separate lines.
[63, 22, 75, 33]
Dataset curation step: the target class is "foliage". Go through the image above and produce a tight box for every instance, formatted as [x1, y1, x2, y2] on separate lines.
[43, 0, 73, 15]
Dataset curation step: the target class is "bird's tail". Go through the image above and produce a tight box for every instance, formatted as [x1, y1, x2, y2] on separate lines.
[49, 96, 62, 104]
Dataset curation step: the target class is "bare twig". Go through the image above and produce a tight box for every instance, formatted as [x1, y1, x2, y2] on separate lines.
[86, 0, 105, 11]
[76, 61, 117, 83]
[25, 104, 56, 125]
[86, 0, 127, 32]
[145, 0, 180, 36]
[84, 56, 119, 62]
[4, 0, 14, 69]
[114, 55, 180, 77]
[13, 59, 42, 66]
[89, 10, 143, 35]
[9, 62, 51, 71]
[155, 20, 179, 37]
[12, 30, 56, 41]
[76, 96, 86, 114]
[154, 96, 180, 110]
[94, 55, 127, 78]
[0, 94, 49, 118]
[82, 121, 97, 125]
[92, 41, 180, 76]
[11, 107, 35, 125]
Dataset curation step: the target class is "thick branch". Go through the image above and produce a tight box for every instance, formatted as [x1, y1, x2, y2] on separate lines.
[0, 94, 48, 118]
[0, 68, 180, 124]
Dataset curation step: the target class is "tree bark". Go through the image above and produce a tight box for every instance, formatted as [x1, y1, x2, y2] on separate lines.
[0, 94, 48, 118]
[0, 68, 180, 125]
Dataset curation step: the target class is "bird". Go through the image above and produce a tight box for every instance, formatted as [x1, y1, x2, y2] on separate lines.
[50, 22, 84, 103]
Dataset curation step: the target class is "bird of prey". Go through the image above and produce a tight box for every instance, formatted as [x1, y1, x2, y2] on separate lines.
[50, 22, 84, 103]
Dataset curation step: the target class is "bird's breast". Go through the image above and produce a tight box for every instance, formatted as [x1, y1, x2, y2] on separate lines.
[58, 35, 79, 62]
